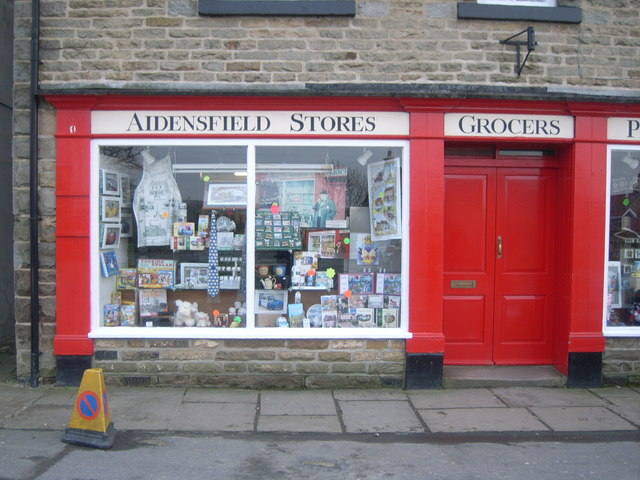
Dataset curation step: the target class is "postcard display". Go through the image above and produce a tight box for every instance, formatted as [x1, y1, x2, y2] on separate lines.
[98, 146, 404, 330]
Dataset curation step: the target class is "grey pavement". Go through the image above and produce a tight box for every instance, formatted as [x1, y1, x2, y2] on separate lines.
[1, 384, 640, 437]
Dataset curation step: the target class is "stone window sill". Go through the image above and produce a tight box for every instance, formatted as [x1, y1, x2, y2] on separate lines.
[199, 0, 356, 16]
[457, 3, 581, 23]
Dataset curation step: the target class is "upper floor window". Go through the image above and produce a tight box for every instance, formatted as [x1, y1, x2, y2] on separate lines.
[199, 0, 356, 16]
[478, 0, 556, 6]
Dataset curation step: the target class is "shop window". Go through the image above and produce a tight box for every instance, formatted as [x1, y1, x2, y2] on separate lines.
[93, 140, 407, 337]
[605, 145, 640, 336]
[457, 1, 581, 23]
[478, 0, 556, 6]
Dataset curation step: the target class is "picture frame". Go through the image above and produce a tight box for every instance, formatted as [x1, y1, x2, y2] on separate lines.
[120, 212, 133, 238]
[173, 222, 195, 237]
[607, 261, 622, 308]
[100, 223, 121, 249]
[119, 173, 131, 205]
[179, 262, 209, 289]
[255, 289, 288, 314]
[203, 182, 248, 208]
[100, 168, 120, 196]
[100, 196, 121, 223]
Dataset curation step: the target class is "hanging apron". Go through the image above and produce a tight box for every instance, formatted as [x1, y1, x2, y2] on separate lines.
[132, 150, 183, 248]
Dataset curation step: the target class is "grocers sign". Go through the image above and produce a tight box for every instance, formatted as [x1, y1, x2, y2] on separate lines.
[91, 111, 410, 136]
[445, 113, 574, 139]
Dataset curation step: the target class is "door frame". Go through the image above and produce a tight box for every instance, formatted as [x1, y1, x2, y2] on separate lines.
[443, 146, 564, 366]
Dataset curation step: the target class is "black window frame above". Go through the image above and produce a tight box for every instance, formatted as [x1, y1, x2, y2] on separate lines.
[457, 3, 581, 24]
[199, 0, 356, 16]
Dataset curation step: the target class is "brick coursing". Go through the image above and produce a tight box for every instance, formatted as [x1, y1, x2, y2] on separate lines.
[603, 338, 640, 386]
[93, 339, 405, 388]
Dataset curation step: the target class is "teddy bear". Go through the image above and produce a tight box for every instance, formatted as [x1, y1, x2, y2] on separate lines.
[194, 311, 211, 327]
[174, 300, 198, 327]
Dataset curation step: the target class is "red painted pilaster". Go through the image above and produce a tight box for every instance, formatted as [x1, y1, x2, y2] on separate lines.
[51, 104, 93, 356]
[406, 111, 446, 353]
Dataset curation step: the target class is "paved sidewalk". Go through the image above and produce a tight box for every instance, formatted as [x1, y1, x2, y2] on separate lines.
[1, 384, 639, 435]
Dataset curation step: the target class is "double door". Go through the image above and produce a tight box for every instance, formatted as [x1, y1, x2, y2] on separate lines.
[443, 165, 558, 365]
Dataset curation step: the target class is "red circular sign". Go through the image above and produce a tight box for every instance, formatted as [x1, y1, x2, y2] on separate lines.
[76, 391, 101, 420]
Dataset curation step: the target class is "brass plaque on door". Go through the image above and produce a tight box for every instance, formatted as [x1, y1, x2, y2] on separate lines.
[450, 280, 476, 288]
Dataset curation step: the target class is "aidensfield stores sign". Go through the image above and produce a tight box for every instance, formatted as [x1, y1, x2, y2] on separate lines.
[445, 113, 574, 139]
[91, 111, 409, 136]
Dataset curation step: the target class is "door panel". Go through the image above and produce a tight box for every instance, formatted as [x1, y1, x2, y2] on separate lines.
[443, 168, 496, 364]
[443, 165, 557, 365]
[493, 169, 556, 364]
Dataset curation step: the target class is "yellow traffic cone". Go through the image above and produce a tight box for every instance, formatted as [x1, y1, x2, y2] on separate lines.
[61, 368, 116, 449]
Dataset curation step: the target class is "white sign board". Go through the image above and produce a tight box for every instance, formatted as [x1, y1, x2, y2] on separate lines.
[444, 113, 574, 139]
[608, 118, 640, 141]
[92, 111, 410, 136]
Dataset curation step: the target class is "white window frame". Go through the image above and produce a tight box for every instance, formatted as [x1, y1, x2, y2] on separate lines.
[478, 0, 556, 6]
[603, 144, 640, 336]
[89, 138, 411, 340]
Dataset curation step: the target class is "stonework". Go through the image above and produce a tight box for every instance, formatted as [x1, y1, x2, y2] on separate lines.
[10, 0, 640, 384]
[93, 339, 405, 388]
[603, 338, 640, 386]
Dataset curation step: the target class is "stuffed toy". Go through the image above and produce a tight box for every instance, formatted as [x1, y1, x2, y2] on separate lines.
[175, 300, 198, 327]
[195, 311, 211, 327]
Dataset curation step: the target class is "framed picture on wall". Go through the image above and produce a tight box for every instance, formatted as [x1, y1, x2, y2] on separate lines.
[100, 223, 121, 249]
[100, 196, 121, 223]
[255, 289, 287, 314]
[203, 183, 248, 208]
[607, 261, 622, 308]
[100, 169, 120, 196]
[179, 262, 209, 289]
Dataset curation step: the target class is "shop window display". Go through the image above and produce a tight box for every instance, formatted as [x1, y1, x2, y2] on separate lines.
[605, 145, 640, 334]
[95, 141, 406, 333]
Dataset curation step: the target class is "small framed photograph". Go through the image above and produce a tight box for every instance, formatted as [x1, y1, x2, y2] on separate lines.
[100, 169, 120, 196]
[255, 289, 287, 314]
[173, 222, 195, 237]
[119, 173, 131, 205]
[100, 196, 121, 223]
[180, 262, 209, 289]
[100, 223, 121, 249]
[120, 212, 133, 238]
[607, 261, 622, 308]
[203, 182, 248, 208]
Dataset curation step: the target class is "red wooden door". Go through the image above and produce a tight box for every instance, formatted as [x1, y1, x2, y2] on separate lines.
[443, 166, 557, 365]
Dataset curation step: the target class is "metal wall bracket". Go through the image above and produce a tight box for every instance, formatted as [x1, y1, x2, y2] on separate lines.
[499, 26, 537, 77]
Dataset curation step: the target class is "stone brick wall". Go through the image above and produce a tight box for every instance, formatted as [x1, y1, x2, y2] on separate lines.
[603, 338, 640, 386]
[28, 0, 640, 91]
[93, 339, 405, 388]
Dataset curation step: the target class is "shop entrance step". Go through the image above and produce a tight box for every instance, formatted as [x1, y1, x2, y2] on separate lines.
[443, 365, 566, 388]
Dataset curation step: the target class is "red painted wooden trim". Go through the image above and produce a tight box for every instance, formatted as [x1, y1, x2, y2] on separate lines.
[53, 335, 94, 356]
[53, 108, 93, 357]
[407, 112, 446, 354]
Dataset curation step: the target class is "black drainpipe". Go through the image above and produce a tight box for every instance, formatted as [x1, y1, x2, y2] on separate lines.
[29, 0, 40, 388]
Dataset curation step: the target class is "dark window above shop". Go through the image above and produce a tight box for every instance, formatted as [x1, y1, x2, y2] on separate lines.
[457, 2, 581, 24]
[199, 0, 356, 16]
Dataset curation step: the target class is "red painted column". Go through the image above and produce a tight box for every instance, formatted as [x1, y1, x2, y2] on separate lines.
[51, 102, 94, 356]
[406, 111, 445, 354]
[567, 115, 607, 353]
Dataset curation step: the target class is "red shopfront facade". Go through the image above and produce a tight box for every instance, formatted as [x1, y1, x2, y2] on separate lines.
[46, 94, 640, 388]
